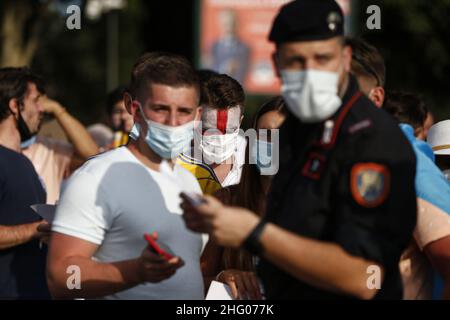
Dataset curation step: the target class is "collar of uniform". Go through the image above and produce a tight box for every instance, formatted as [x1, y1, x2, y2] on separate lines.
[313, 74, 361, 148]
[342, 74, 359, 104]
[331, 74, 359, 123]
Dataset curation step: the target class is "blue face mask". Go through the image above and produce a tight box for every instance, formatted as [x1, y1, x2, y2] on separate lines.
[20, 135, 37, 149]
[251, 139, 273, 172]
[129, 123, 140, 141]
[136, 103, 195, 159]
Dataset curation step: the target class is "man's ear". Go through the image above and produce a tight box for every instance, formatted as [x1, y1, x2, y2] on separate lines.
[123, 92, 133, 114]
[271, 52, 281, 78]
[8, 98, 19, 117]
[196, 106, 203, 121]
[124, 93, 142, 123]
[342, 45, 353, 73]
[369, 87, 385, 108]
[240, 114, 244, 125]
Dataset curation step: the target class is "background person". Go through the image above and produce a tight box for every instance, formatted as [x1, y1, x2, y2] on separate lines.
[106, 85, 135, 148]
[428, 120, 450, 181]
[178, 73, 246, 194]
[0, 67, 50, 299]
[47, 53, 207, 299]
[20, 75, 99, 204]
[202, 96, 287, 299]
[383, 91, 450, 300]
[182, 0, 417, 300]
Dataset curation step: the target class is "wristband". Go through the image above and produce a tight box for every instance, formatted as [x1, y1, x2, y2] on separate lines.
[242, 220, 267, 256]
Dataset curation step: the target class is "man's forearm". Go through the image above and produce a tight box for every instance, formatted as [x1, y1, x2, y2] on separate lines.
[0, 222, 40, 250]
[48, 256, 142, 299]
[54, 108, 99, 159]
[259, 223, 382, 299]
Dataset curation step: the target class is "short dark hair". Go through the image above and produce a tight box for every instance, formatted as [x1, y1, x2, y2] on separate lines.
[131, 51, 165, 81]
[346, 36, 386, 87]
[252, 96, 288, 128]
[383, 91, 428, 130]
[0, 67, 45, 122]
[129, 52, 199, 100]
[196, 69, 219, 84]
[200, 74, 245, 113]
[106, 85, 127, 115]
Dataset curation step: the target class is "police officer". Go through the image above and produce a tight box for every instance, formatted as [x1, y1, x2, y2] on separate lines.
[181, 0, 417, 299]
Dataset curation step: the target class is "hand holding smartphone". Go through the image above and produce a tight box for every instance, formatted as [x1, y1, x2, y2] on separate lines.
[180, 192, 206, 207]
[143, 233, 175, 261]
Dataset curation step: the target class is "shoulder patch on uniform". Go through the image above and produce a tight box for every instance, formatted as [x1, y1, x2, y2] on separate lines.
[351, 163, 390, 208]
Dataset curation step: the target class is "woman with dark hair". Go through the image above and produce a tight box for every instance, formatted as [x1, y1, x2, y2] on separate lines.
[201, 96, 287, 300]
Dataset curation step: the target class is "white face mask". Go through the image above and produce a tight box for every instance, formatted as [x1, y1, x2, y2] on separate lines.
[280, 69, 342, 123]
[195, 128, 238, 164]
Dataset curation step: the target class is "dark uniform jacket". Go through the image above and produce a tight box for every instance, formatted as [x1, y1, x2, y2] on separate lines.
[258, 75, 417, 299]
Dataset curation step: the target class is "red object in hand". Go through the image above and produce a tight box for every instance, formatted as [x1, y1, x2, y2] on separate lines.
[144, 233, 175, 261]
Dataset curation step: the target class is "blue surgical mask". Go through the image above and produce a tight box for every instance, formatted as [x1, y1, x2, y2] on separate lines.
[251, 139, 273, 172]
[136, 103, 195, 159]
[20, 135, 37, 149]
[129, 123, 140, 141]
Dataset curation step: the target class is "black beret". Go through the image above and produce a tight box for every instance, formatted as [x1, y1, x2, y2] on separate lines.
[269, 0, 344, 44]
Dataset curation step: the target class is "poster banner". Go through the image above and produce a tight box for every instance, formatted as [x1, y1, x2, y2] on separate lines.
[199, 0, 352, 95]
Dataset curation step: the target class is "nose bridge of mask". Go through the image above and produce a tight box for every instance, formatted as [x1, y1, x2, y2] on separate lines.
[282, 68, 339, 86]
[281, 70, 306, 90]
[308, 69, 339, 91]
[280, 68, 341, 123]
[200, 129, 238, 146]
[135, 100, 192, 136]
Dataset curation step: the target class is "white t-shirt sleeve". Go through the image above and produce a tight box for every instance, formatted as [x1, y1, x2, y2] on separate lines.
[52, 170, 113, 245]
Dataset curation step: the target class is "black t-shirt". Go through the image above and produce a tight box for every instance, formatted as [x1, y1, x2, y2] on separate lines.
[0, 145, 49, 299]
[258, 76, 417, 299]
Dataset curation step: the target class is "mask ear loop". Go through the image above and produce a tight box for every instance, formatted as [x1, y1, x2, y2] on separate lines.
[131, 100, 148, 136]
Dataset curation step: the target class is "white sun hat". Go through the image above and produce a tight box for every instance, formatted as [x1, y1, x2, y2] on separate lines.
[427, 120, 450, 155]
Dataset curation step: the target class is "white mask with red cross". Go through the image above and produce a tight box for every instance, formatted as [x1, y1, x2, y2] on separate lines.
[195, 106, 242, 164]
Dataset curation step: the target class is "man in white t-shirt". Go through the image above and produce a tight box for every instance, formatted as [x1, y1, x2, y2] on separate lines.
[47, 53, 207, 299]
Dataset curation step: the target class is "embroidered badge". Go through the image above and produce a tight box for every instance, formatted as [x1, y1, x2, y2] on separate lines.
[351, 163, 390, 208]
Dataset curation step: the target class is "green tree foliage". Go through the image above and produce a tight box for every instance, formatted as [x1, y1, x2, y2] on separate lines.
[30, 0, 144, 125]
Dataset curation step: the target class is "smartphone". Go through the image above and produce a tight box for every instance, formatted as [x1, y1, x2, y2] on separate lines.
[181, 192, 206, 207]
[143, 233, 175, 261]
